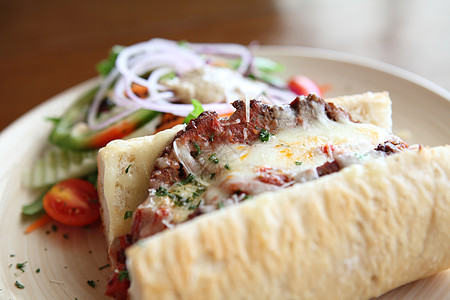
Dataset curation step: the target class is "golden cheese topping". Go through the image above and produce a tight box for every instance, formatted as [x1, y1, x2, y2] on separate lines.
[222, 117, 389, 173]
[140, 98, 401, 226]
[198, 114, 397, 209]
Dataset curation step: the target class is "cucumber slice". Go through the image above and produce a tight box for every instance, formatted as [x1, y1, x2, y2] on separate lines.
[22, 187, 49, 215]
[23, 147, 98, 188]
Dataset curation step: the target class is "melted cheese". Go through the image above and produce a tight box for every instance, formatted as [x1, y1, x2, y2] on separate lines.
[198, 113, 397, 208]
[225, 118, 389, 173]
[144, 100, 399, 224]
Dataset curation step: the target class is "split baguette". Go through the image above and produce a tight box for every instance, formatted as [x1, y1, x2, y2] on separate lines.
[97, 91, 392, 250]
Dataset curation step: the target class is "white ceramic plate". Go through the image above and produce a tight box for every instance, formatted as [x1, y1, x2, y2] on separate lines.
[0, 46, 449, 300]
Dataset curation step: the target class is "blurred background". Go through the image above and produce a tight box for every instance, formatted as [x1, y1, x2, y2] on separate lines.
[1, 0, 449, 130]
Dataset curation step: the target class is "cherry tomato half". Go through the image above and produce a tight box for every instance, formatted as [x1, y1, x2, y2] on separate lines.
[43, 178, 100, 226]
[288, 75, 322, 97]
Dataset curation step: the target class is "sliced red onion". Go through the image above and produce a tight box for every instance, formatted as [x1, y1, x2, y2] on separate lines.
[172, 140, 213, 187]
[87, 68, 122, 129]
[89, 105, 140, 131]
[188, 42, 253, 74]
[146, 67, 172, 97]
[87, 38, 295, 131]
[115, 39, 204, 83]
[265, 86, 298, 103]
[132, 100, 231, 117]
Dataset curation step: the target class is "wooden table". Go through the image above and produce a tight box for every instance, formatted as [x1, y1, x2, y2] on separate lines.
[1, 0, 449, 131]
[1, 0, 449, 298]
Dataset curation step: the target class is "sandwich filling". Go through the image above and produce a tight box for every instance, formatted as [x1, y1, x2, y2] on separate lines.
[106, 95, 408, 299]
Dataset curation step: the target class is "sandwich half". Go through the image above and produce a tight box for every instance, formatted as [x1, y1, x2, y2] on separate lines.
[98, 91, 392, 252]
[97, 92, 450, 299]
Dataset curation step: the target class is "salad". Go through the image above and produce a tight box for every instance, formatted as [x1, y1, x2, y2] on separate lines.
[21, 38, 323, 233]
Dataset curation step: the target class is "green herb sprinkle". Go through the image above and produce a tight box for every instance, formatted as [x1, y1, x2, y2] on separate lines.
[124, 211, 133, 220]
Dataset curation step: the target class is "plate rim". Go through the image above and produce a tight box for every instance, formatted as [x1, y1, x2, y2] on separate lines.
[255, 45, 450, 101]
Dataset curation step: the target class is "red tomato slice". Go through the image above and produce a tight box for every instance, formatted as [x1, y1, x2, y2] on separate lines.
[43, 179, 100, 226]
[288, 75, 322, 97]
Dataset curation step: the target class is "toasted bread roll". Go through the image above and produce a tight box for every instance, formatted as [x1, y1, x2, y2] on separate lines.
[126, 146, 450, 300]
[97, 125, 184, 247]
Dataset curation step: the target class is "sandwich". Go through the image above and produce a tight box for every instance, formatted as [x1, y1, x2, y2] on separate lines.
[97, 92, 450, 299]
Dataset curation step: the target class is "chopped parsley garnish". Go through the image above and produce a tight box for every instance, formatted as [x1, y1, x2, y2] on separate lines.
[172, 195, 191, 207]
[181, 173, 195, 185]
[98, 264, 110, 271]
[295, 161, 302, 165]
[87, 280, 96, 288]
[124, 211, 133, 220]
[224, 163, 230, 170]
[125, 164, 132, 173]
[192, 142, 202, 157]
[355, 153, 366, 159]
[208, 153, 219, 164]
[36, 268, 40, 273]
[169, 185, 205, 208]
[188, 202, 201, 210]
[218, 202, 225, 209]
[155, 187, 168, 196]
[15, 281, 25, 289]
[10, 254, 15, 257]
[210, 173, 216, 179]
[209, 133, 214, 142]
[16, 262, 27, 272]
[156, 174, 206, 208]
[259, 128, 271, 142]
[118, 270, 129, 282]
[192, 186, 206, 198]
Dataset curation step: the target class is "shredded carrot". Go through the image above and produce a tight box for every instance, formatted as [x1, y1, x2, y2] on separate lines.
[25, 214, 52, 234]
[155, 113, 185, 133]
[209, 59, 231, 68]
[219, 112, 234, 119]
[89, 119, 136, 148]
[131, 83, 148, 98]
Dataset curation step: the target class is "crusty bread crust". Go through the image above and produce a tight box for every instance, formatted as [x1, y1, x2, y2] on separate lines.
[97, 92, 393, 251]
[126, 146, 450, 300]
[327, 91, 392, 130]
[97, 125, 185, 247]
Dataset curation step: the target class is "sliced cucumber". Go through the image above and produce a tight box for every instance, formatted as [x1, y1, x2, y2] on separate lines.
[22, 187, 50, 216]
[23, 147, 98, 189]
